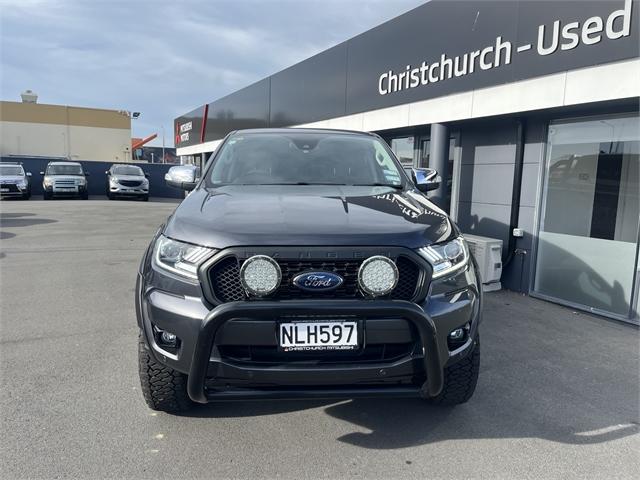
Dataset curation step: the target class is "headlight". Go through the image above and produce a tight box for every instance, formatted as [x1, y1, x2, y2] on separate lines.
[240, 255, 282, 296]
[142, 178, 149, 186]
[418, 237, 469, 279]
[76, 177, 86, 185]
[358, 255, 398, 297]
[153, 235, 214, 280]
[110, 177, 119, 185]
[17, 180, 27, 189]
[43, 177, 53, 187]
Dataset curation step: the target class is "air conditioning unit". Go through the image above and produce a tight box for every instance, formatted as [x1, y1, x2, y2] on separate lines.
[464, 234, 503, 292]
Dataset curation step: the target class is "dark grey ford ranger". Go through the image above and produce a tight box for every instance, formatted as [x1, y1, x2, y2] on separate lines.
[136, 128, 482, 412]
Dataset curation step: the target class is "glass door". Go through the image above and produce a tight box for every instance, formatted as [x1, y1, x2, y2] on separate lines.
[533, 114, 640, 320]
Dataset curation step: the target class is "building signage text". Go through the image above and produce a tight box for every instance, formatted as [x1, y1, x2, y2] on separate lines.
[378, 0, 633, 96]
[177, 121, 192, 142]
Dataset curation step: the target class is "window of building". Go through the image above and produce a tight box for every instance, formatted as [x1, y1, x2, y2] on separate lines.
[419, 137, 457, 213]
[533, 114, 639, 319]
[390, 136, 415, 166]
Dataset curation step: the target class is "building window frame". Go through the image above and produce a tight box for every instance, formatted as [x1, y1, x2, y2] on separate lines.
[529, 111, 640, 323]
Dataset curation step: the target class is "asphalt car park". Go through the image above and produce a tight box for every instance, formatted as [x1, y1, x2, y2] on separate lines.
[1, 199, 638, 479]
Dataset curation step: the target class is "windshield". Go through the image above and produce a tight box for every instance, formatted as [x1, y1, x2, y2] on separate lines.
[112, 165, 143, 176]
[46, 164, 83, 175]
[206, 132, 404, 187]
[0, 165, 24, 176]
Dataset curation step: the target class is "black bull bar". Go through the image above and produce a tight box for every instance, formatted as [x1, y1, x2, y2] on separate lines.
[187, 299, 444, 402]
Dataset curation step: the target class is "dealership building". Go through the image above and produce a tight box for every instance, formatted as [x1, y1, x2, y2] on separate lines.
[175, 0, 639, 323]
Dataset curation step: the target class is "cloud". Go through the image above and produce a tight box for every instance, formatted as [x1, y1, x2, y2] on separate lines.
[0, 0, 425, 147]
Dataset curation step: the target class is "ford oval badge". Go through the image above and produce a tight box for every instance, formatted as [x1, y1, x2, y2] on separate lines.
[292, 271, 343, 292]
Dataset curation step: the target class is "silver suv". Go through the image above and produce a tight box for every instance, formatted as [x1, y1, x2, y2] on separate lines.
[106, 164, 149, 201]
[0, 162, 32, 199]
[41, 161, 89, 200]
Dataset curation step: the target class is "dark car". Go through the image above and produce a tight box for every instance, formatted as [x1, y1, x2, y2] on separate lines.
[41, 161, 89, 199]
[0, 162, 32, 199]
[105, 164, 149, 201]
[136, 128, 482, 413]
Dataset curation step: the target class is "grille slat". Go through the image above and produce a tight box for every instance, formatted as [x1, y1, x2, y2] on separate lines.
[209, 255, 421, 303]
[0, 184, 20, 192]
[118, 180, 142, 187]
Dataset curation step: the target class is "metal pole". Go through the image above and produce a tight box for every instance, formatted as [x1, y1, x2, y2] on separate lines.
[162, 125, 165, 164]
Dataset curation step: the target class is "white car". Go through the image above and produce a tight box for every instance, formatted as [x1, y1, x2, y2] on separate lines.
[106, 164, 149, 201]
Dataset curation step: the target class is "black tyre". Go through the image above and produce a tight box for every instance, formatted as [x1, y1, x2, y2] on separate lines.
[43, 192, 52, 200]
[141, 195, 149, 202]
[138, 333, 192, 412]
[81, 192, 89, 200]
[23, 191, 31, 200]
[425, 334, 480, 406]
[107, 191, 114, 200]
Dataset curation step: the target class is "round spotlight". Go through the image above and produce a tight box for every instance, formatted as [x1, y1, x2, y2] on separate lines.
[358, 256, 399, 297]
[240, 255, 282, 297]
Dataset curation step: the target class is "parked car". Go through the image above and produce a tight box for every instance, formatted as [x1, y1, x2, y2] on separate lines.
[136, 128, 482, 413]
[0, 162, 32, 199]
[41, 161, 89, 200]
[105, 164, 149, 201]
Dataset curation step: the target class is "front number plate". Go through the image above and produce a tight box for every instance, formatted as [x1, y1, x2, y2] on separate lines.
[279, 321, 358, 351]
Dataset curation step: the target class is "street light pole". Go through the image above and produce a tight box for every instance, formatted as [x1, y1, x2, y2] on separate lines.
[161, 125, 165, 164]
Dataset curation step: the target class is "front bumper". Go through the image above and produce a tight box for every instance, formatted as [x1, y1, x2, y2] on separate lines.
[109, 184, 148, 196]
[0, 184, 27, 197]
[46, 185, 86, 196]
[136, 262, 481, 403]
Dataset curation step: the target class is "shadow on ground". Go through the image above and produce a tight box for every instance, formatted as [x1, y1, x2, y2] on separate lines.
[0, 212, 57, 228]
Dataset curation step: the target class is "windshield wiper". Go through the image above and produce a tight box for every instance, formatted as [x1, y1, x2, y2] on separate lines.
[351, 183, 403, 189]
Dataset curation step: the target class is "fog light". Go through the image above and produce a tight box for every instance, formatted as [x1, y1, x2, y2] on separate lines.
[449, 328, 464, 340]
[160, 331, 177, 346]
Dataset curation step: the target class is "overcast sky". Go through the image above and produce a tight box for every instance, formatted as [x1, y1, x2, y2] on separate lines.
[0, 0, 424, 147]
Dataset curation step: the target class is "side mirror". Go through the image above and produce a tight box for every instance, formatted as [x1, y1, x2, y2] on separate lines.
[105, 170, 110, 175]
[144, 172, 149, 178]
[40, 171, 45, 175]
[165, 165, 198, 191]
[26, 172, 32, 177]
[411, 168, 441, 193]
[84, 172, 90, 177]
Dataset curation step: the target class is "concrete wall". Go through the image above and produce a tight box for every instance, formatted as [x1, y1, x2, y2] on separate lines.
[453, 117, 546, 293]
[0, 157, 183, 199]
[0, 101, 133, 162]
[0, 121, 132, 162]
[455, 119, 518, 251]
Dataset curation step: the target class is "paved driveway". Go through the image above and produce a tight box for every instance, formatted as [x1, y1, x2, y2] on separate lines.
[1, 199, 638, 479]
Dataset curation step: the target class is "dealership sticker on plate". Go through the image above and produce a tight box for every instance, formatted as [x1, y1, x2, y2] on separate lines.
[279, 321, 358, 351]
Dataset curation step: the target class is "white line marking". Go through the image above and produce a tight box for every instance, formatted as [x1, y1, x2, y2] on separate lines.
[575, 424, 638, 437]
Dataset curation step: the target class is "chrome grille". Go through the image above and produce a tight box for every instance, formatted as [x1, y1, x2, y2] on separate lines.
[54, 180, 76, 186]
